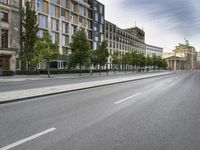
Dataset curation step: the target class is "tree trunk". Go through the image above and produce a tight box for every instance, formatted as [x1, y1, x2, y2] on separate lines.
[90, 62, 92, 76]
[106, 64, 108, 75]
[79, 64, 82, 76]
[114, 64, 116, 75]
[99, 64, 101, 75]
[47, 60, 50, 78]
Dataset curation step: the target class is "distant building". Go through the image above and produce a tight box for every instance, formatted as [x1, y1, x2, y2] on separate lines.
[163, 41, 197, 70]
[145, 44, 163, 57]
[105, 20, 146, 69]
[0, 0, 21, 72]
[197, 51, 200, 70]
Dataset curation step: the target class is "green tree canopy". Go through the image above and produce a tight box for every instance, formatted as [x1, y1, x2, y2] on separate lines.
[20, 1, 39, 71]
[112, 51, 121, 71]
[69, 29, 91, 75]
[121, 53, 131, 70]
[92, 41, 109, 71]
[34, 32, 59, 78]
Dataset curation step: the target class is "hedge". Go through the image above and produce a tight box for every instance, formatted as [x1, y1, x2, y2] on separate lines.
[39, 69, 107, 74]
[1, 70, 14, 76]
[15, 70, 40, 75]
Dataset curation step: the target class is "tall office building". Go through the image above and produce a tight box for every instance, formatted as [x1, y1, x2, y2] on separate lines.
[0, 0, 21, 72]
[88, 0, 105, 50]
[28, 0, 94, 69]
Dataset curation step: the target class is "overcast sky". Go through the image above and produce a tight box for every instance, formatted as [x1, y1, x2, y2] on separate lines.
[98, 0, 200, 52]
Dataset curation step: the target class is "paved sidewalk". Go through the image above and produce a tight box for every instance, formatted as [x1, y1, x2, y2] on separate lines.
[0, 70, 167, 83]
[0, 71, 173, 104]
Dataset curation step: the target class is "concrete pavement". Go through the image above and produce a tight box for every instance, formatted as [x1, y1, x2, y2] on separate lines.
[0, 71, 199, 150]
[0, 71, 172, 104]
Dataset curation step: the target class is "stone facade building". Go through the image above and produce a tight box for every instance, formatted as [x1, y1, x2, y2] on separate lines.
[163, 41, 197, 70]
[105, 20, 146, 69]
[0, 0, 21, 72]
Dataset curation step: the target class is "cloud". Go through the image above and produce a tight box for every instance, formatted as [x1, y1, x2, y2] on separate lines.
[98, 0, 200, 52]
[121, 0, 200, 37]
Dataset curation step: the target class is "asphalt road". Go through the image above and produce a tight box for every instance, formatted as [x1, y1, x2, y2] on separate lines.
[0, 71, 200, 150]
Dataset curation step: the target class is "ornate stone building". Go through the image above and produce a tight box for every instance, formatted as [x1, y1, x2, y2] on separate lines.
[0, 0, 21, 72]
[163, 41, 197, 70]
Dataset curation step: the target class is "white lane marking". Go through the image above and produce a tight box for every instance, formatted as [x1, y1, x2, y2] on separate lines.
[0, 128, 56, 150]
[115, 93, 142, 104]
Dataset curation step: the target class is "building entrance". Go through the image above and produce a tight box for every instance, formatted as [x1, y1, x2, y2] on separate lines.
[0, 56, 10, 70]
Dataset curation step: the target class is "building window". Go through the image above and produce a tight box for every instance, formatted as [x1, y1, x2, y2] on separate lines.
[71, 2, 76, 12]
[50, 4, 56, 16]
[51, 18, 59, 31]
[79, 5, 84, 16]
[95, 12, 98, 22]
[1, 11, 8, 22]
[71, 25, 77, 35]
[70, 15, 74, 22]
[51, 0, 59, 4]
[93, 42, 97, 50]
[99, 5, 103, 14]
[61, 8, 66, 20]
[94, 26, 97, 31]
[51, 32, 59, 44]
[99, 24, 102, 33]
[62, 22, 68, 33]
[37, 0, 44, 12]
[79, 16, 83, 26]
[95, 36, 98, 42]
[1, 29, 8, 48]
[0, 0, 8, 4]
[39, 15, 47, 28]
[62, 35, 69, 46]
[62, 0, 67, 8]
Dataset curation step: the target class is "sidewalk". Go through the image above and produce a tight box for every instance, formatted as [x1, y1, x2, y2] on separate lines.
[0, 71, 173, 104]
[0, 70, 168, 83]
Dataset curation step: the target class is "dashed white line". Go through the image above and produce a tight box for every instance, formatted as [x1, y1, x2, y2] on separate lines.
[0, 128, 56, 150]
[115, 93, 142, 104]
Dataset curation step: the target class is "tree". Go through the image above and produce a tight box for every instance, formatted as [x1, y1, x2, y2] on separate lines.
[20, 1, 39, 71]
[136, 53, 146, 71]
[112, 52, 121, 74]
[93, 41, 109, 74]
[121, 53, 131, 72]
[152, 55, 158, 70]
[146, 56, 153, 71]
[130, 51, 137, 72]
[69, 29, 91, 76]
[34, 32, 59, 78]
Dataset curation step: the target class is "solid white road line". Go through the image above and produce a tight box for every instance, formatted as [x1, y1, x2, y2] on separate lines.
[115, 93, 142, 104]
[0, 128, 56, 150]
